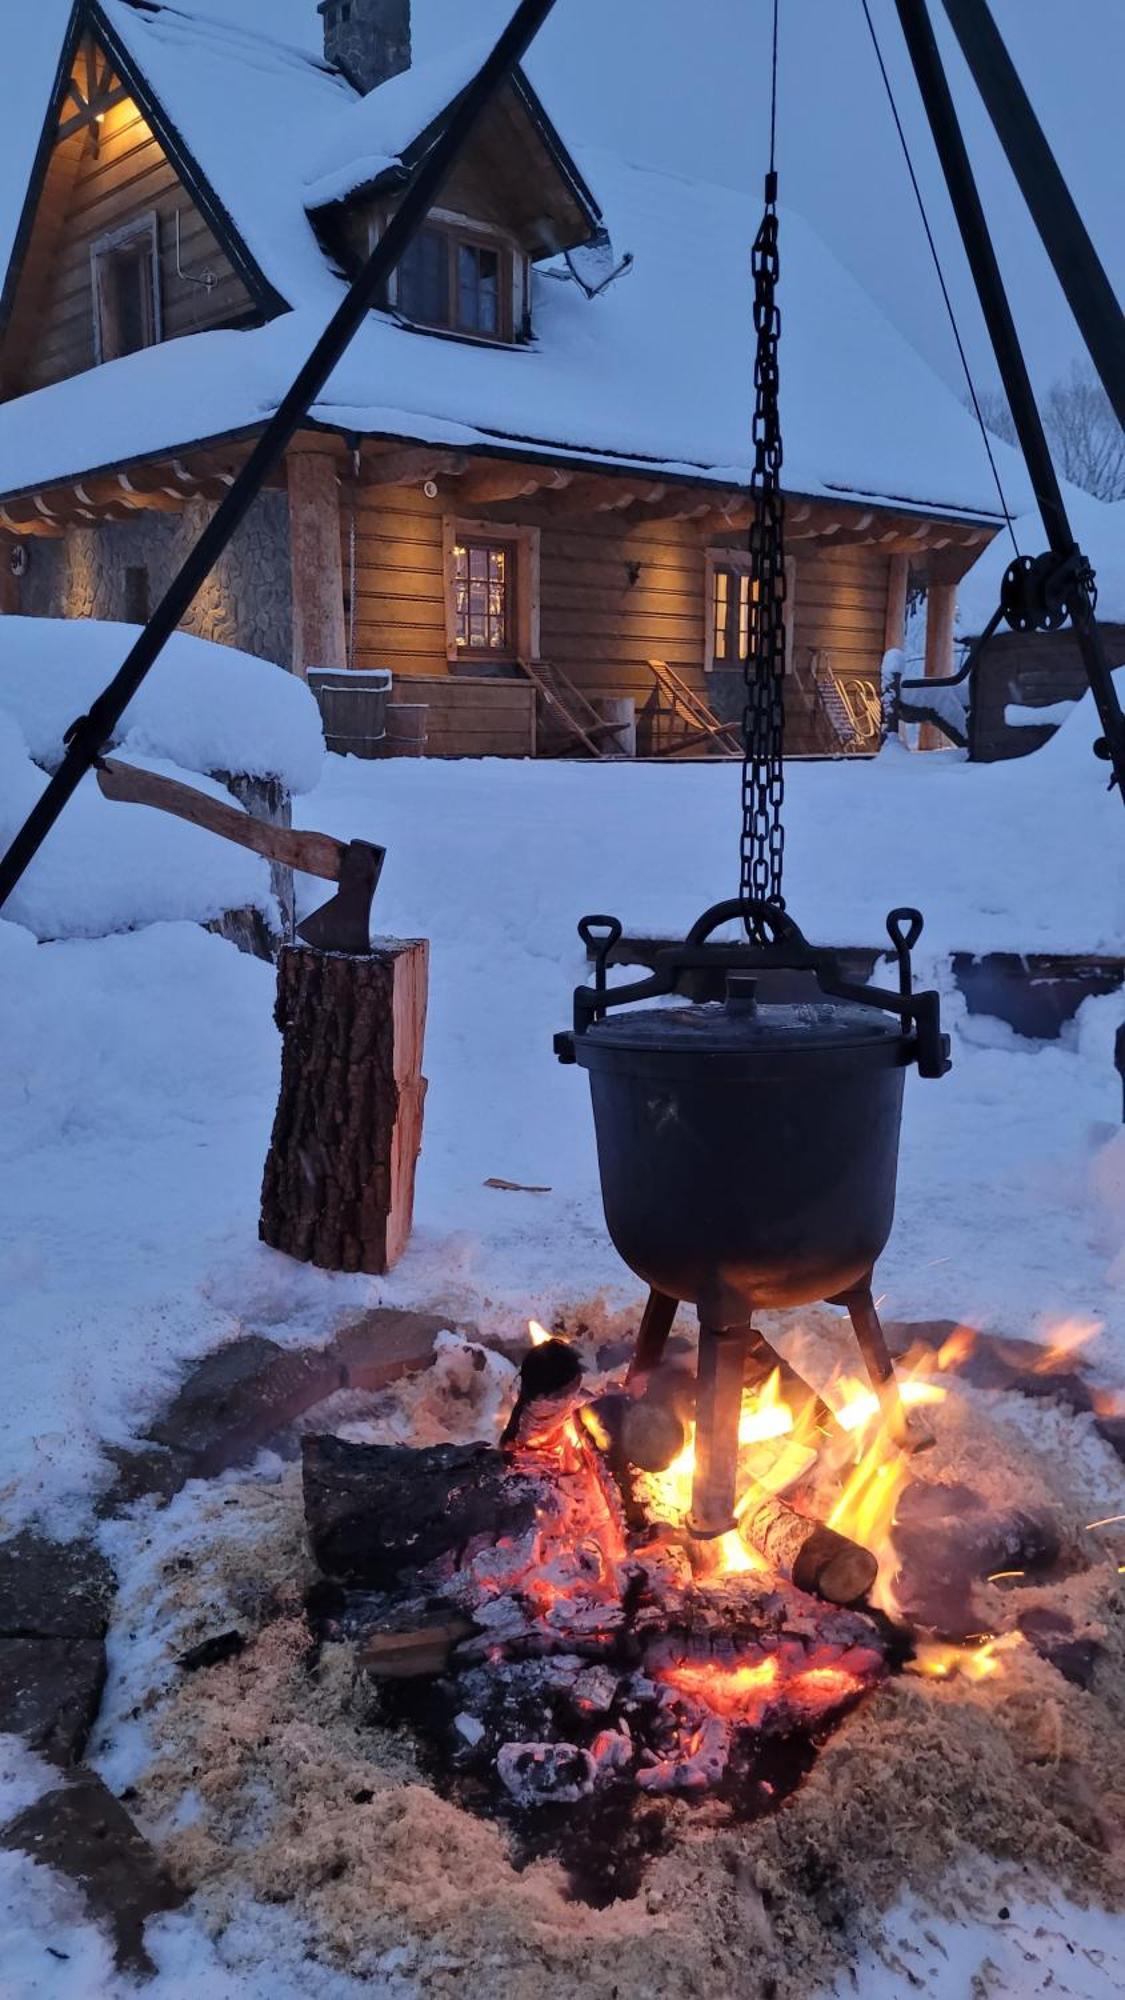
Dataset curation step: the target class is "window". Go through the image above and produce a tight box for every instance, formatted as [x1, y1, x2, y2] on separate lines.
[396, 224, 509, 341]
[712, 563, 754, 667]
[453, 537, 516, 656]
[443, 519, 540, 667]
[706, 552, 794, 675]
[91, 215, 160, 363]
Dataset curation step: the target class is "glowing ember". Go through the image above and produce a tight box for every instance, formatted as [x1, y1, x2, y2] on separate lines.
[660, 1656, 780, 1708]
[527, 1319, 553, 1346]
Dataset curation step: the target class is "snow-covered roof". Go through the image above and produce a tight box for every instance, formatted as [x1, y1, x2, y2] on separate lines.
[958, 488, 1125, 632]
[0, 4, 1028, 524]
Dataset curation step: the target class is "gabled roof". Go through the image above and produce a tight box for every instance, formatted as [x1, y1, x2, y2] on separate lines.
[0, 5, 1029, 525]
[0, 0, 329, 350]
[303, 33, 602, 255]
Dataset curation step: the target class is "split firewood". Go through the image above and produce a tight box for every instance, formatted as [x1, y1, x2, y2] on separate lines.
[739, 1489, 878, 1606]
[501, 1338, 585, 1450]
[357, 1615, 475, 1679]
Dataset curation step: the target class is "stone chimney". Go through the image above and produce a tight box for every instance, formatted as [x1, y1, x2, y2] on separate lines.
[319, 0, 411, 94]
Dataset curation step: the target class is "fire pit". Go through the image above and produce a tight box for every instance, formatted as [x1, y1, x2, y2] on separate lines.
[555, 897, 951, 1535]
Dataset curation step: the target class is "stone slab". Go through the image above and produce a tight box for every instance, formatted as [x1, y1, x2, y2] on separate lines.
[1, 1772, 185, 1972]
[0, 1637, 107, 1764]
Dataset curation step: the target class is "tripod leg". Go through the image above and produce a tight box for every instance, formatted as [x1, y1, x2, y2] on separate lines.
[626, 1288, 679, 1384]
[841, 1284, 933, 1453]
[688, 1320, 750, 1538]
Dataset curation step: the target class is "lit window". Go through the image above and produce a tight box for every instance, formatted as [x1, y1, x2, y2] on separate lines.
[92, 216, 159, 363]
[453, 539, 514, 655]
[396, 225, 508, 341]
[711, 563, 755, 667]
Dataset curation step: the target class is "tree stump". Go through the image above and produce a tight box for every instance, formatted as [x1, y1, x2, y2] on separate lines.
[259, 939, 428, 1273]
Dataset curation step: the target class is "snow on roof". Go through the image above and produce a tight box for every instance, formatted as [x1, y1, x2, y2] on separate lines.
[958, 487, 1125, 632]
[0, 616, 324, 791]
[98, 0, 352, 309]
[0, 6, 1028, 521]
[303, 33, 497, 209]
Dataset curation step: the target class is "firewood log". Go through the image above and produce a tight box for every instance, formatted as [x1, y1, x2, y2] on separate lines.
[739, 1490, 877, 1606]
[357, 1615, 475, 1678]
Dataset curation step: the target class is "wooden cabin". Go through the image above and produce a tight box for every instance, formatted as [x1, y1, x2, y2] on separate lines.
[0, 0, 1003, 759]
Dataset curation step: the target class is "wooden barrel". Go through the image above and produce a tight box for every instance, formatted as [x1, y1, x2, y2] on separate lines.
[379, 704, 429, 758]
[307, 669, 390, 758]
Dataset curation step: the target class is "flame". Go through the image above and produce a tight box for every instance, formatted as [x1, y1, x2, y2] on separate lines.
[908, 1632, 1024, 1682]
[711, 1528, 767, 1576]
[829, 1375, 946, 1436]
[738, 1367, 793, 1445]
[528, 1319, 553, 1346]
[1031, 1314, 1101, 1374]
[937, 1324, 976, 1371]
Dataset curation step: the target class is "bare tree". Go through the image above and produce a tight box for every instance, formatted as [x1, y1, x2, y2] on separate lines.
[973, 362, 1125, 502]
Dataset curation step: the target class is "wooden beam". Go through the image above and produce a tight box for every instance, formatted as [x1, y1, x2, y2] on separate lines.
[0, 538, 20, 614]
[452, 463, 573, 506]
[884, 553, 909, 655]
[362, 446, 470, 490]
[920, 577, 958, 751]
[288, 449, 346, 680]
[0, 508, 63, 539]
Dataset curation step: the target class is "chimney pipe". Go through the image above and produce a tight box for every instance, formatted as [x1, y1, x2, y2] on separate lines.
[319, 0, 411, 95]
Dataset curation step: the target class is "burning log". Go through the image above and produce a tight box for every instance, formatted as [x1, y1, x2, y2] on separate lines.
[738, 1489, 878, 1607]
[301, 1435, 541, 1587]
[501, 1338, 584, 1450]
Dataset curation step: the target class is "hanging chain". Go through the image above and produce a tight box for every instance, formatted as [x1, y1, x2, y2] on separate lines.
[740, 168, 788, 938]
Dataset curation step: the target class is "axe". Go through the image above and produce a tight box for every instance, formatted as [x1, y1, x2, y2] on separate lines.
[95, 756, 384, 954]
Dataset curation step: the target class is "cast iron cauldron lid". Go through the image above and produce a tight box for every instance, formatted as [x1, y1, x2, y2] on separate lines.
[584, 987, 904, 1053]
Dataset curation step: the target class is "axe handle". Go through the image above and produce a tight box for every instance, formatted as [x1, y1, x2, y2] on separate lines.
[95, 757, 347, 881]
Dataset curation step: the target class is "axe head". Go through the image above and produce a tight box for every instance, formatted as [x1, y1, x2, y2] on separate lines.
[296, 839, 385, 954]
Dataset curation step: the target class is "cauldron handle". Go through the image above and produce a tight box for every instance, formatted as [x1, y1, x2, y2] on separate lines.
[684, 898, 810, 953]
[577, 914, 623, 998]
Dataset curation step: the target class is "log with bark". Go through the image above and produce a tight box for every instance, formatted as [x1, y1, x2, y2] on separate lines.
[259, 938, 427, 1274]
[739, 1489, 878, 1607]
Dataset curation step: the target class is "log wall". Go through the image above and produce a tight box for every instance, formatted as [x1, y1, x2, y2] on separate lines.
[17, 72, 254, 395]
[348, 482, 896, 755]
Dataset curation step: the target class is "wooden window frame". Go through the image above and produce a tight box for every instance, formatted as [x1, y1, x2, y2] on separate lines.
[90, 212, 161, 364]
[443, 518, 540, 668]
[704, 549, 796, 676]
[395, 223, 514, 343]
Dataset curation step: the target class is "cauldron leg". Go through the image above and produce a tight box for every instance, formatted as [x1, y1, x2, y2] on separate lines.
[838, 1282, 934, 1453]
[688, 1321, 750, 1538]
[626, 1288, 679, 1385]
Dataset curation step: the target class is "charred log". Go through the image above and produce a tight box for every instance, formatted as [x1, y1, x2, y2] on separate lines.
[501, 1338, 584, 1449]
[301, 1435, 541, 1587]
[892, 1481, 1067, 1639]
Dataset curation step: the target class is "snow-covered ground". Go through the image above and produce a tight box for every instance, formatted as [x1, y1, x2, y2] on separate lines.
[2, 690, 1124, 1533]
[2, 700, 1125, 1990]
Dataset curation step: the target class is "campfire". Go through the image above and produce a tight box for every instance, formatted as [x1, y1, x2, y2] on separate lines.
[297, 1310, 1080, 1892]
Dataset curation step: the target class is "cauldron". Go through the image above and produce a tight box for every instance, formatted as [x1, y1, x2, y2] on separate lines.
[555, 898, 950, 1534]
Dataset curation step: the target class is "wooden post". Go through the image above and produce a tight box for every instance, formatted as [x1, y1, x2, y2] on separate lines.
[259, 939, 428, 1273]
[920, 577, 958, 750]
[884, 553, 909, 656]
[0, 538, 20, 615]
[287, 450, 347, 681]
